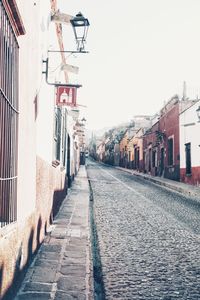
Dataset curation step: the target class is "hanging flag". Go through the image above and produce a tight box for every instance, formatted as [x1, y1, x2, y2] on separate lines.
[56, 86, 77, 107]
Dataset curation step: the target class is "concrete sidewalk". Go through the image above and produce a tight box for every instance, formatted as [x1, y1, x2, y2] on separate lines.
[116, 167, 200, 201]
[15, 166, 93, 300]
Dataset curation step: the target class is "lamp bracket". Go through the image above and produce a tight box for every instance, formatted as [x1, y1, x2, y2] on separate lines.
[48, 50, 89, 54]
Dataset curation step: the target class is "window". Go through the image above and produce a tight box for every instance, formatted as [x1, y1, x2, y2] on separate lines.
[134, 147, 140, 169]
[128, 151, 131, 162]
[53, 107, 67, 167]
[148, 148, 152, 171]
[152, 150, 157, 168]
[61, 109, 67, 167]
[168, 137, 174, 166]
[185, 143, 191, 175]
[0, 2, 21, 227]
[53, 107, 62, 161]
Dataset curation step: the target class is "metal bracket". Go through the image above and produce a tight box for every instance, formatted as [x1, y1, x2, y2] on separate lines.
[42, 58, 82, 88]
[47, 50, 89, 54]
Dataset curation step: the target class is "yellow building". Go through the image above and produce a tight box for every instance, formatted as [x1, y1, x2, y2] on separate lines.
[119, 127, 136, 168]
[129, 128, 145, 171]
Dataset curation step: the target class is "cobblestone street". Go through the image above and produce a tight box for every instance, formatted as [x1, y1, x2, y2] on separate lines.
[87, 159, 200, 300]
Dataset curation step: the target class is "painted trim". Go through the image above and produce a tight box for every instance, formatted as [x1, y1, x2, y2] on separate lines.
[180, 166, 200, 186]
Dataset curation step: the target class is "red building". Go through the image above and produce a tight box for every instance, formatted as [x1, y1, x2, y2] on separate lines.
[143, 121, 159, 176]
[159, 97, 180, 181]
[143, 96, 180, 181]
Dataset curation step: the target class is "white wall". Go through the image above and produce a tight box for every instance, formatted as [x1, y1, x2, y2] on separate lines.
[16, 0, 79, 221]
[180, 100, 200, 169]
[16, 0, 56, 221]
[35, 1, 56, 163]
[17, 0, 40, 221]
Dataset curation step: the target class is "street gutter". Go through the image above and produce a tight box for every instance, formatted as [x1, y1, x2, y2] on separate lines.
[88, 178, 106, 300]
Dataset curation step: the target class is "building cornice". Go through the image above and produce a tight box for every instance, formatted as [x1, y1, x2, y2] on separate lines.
[2, 0, 25, 36]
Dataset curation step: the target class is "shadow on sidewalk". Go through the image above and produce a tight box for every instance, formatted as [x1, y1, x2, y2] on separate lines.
[2, 215, 47, 300]
[1, 175, 72, 299]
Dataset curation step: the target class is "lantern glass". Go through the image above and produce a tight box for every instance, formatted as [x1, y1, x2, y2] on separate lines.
[70, 12, 90, 52]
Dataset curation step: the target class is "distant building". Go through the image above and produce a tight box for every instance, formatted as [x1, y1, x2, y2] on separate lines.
[142, 96, 198, 181]
[96, 139, 105, 161]
[158, 96, 180, 181]
[131, 115, 152, 128]
[129, 128, 147, 172]
[119, 127, 137, 168]
[143, 122, 160, 176]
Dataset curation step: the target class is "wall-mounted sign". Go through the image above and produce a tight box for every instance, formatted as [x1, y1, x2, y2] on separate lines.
[61, 63, 79, 74]
[56, 86, 77, 107]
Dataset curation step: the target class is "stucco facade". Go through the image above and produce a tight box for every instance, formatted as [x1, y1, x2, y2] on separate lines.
[159, 99, 180, 181]
[142, 98, 197, 181]
[119, 127, 136, 168]
[0, 1, 80, 298]
[180, 100, 200, 186]
[130, 128, 145, 171]
[143, 122, 160, 176]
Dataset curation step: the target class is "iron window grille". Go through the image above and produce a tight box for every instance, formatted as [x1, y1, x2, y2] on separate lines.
[53, 107, 62, 162]
[0, 2, 19, 227]
[61, 109, 67, 167]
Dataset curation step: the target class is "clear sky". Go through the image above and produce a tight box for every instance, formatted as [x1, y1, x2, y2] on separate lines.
[58, 0, 200, 131]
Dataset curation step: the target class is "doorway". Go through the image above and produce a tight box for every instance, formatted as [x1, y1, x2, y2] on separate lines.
[67, 135, 71, 187]
[160, 148, 164, 176]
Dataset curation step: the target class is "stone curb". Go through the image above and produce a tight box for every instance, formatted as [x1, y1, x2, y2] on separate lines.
[115, 167, 200, 202]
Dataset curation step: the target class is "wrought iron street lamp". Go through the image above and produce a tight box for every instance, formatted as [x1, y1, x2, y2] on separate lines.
[43, 11, 90, 87]
[70, 12, 90, 52]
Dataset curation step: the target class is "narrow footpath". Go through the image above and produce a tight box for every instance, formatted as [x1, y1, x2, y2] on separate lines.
[15, 166, 93, 300]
